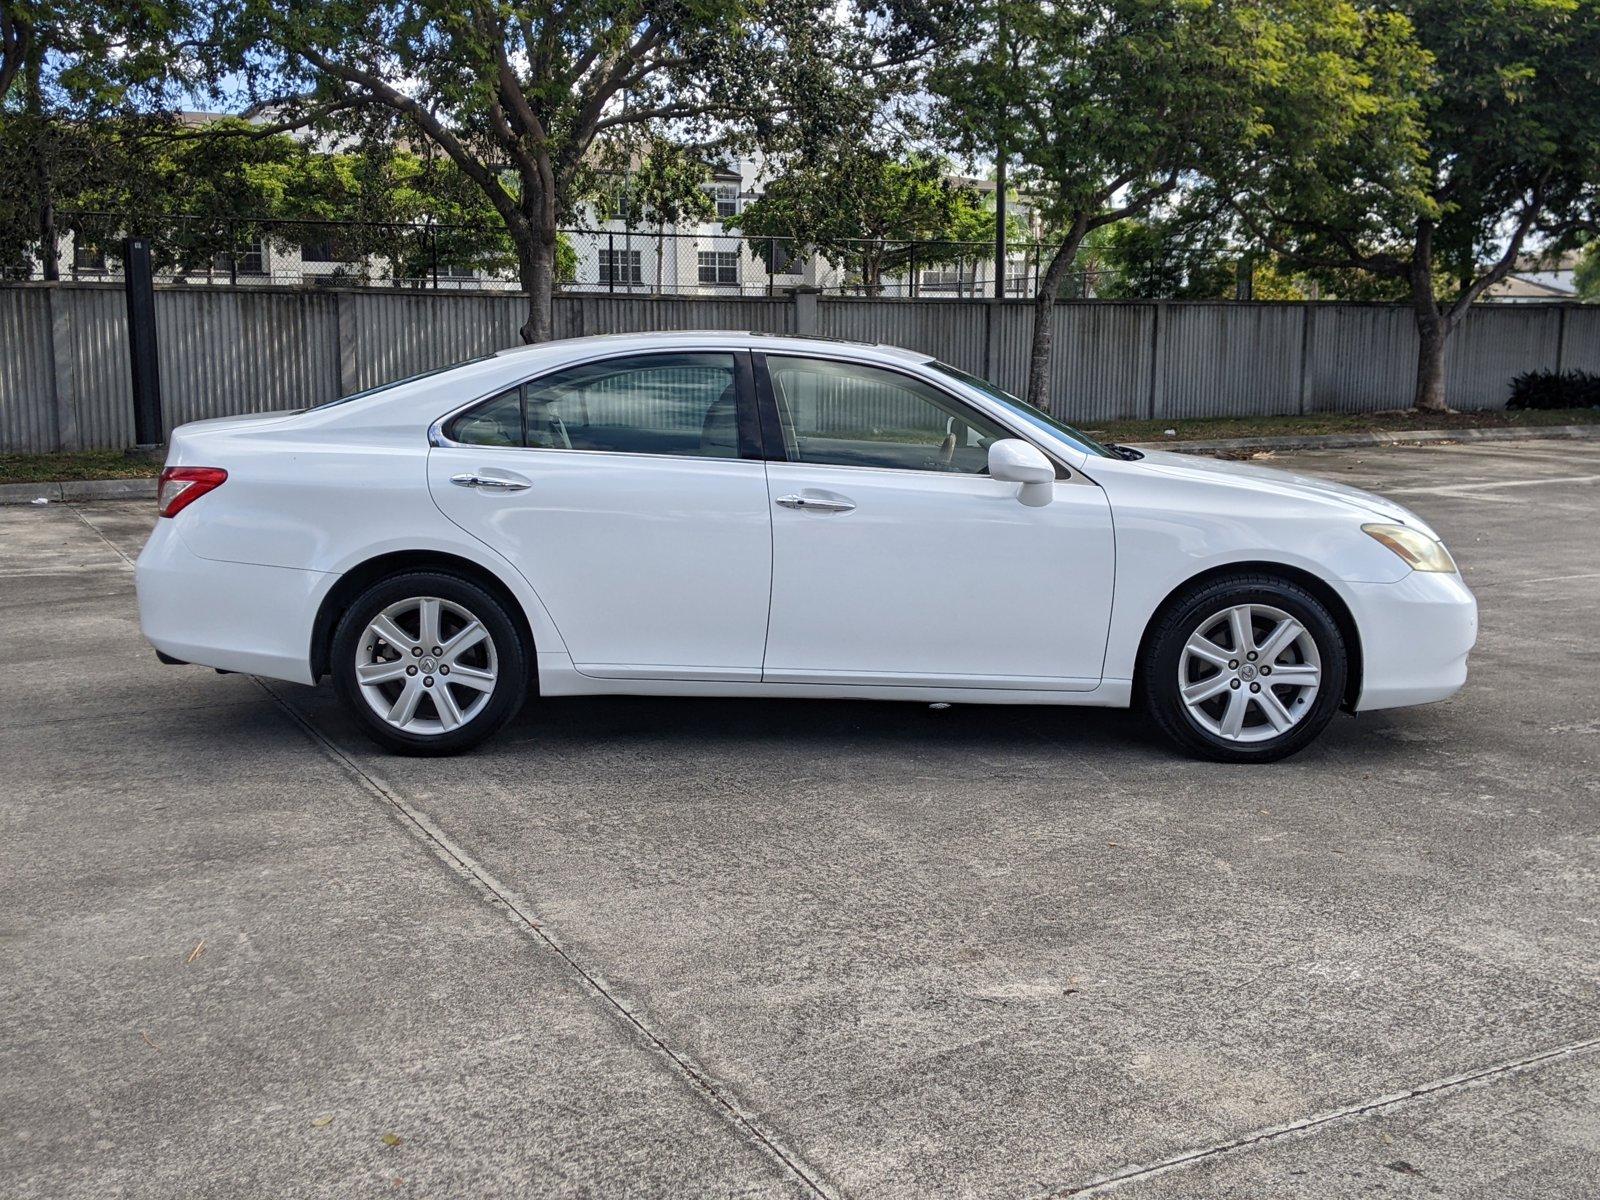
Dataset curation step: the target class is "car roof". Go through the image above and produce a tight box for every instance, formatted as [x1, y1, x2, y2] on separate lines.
[492, 330, 934, 364]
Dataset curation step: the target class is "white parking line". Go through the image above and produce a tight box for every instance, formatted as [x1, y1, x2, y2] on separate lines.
[1518, 571, 1600, 585]
[1385, 474, 1600, 497]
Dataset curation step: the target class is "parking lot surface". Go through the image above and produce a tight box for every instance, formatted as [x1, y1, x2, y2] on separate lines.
[3, 438, 1598, 1198]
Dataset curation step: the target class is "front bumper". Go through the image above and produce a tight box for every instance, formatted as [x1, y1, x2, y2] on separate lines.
[136, 519, 327, 685]
[1343, 570, 1478, 711]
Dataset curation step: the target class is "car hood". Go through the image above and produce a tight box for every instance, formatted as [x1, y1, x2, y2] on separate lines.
[1131, 448, 1438, 535]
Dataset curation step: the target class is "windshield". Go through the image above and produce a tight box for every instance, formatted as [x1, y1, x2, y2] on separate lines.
[311, 357, 492, 409]
[927, 362, 1114, 458]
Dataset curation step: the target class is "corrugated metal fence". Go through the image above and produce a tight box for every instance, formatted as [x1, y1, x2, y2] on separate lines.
[1, 282, 1595, 451]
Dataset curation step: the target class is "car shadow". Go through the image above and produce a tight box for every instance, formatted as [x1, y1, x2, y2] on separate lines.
[276, 676, 1421, 771]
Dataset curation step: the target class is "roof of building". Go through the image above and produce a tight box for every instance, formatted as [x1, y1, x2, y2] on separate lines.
[1485, 274, 1576, 300]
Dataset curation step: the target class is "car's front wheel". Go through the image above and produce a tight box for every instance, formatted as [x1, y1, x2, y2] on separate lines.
[1141, 573, 1348, 763]
[331, 571, 529, 755]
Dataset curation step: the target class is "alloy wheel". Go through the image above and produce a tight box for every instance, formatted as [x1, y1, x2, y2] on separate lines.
[1178, 603, 1322, 743]
[354, 596, 499, 735]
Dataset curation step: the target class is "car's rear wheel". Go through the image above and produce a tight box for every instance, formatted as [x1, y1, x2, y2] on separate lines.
[331, 571, 528, 755]
[1141, 574, 1347, 763]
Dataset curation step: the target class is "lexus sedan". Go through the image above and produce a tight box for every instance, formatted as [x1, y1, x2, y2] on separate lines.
[136, 332, 1477, 762]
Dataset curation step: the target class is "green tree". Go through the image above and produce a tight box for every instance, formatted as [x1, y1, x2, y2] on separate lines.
[1, 0, 207, 276]
[1, 106, 537, 285]
[1241, 0, 1600, 410]
[1084, 213, 1239, 300]
[588, 136, 718, 291]
[735, 148, 991, 293]
[1572, 241, 1599, 302]
[208, 0, 879, 341]
[1, 1, 32, 101]
[930, 0, 1392, 411]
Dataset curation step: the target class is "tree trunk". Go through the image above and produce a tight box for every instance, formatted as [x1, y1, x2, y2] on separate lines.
[1024, 234, 1085, 411]
[1413, 313, 1451, 413]
[1408, 223, 1450, 412]
[518, 234, 557, 344]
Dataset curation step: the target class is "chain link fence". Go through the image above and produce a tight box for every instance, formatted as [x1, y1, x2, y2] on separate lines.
[25, 214, 1253, 300]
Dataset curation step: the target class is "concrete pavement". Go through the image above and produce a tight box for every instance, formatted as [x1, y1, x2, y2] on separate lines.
[2, 439, 1597, 1198]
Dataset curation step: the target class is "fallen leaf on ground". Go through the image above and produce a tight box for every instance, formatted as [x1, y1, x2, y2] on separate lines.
[381, 1133, 403, 1148]
[311, 1115, 335, 1129]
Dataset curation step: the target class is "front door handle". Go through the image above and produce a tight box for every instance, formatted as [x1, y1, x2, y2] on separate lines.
[451, 471, 532, 493]
[775, 493, 856, 514]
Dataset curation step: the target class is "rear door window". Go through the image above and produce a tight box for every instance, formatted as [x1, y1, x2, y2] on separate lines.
[446, 352, 747, 459]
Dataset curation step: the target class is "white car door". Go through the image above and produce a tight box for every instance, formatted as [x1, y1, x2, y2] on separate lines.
[757, 354, 1115, 689]
[428, 350, 773, 680]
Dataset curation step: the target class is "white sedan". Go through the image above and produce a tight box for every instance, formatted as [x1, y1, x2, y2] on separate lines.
[136, 332, 1477, 762]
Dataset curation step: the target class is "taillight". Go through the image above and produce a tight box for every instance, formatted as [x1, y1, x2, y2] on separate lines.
[157, 467, 228, 518]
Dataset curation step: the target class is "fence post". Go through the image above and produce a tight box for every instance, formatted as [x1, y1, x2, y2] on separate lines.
[1148, 300, 1167, 420]
[983, 299, 999, 381]
[122, 235, 164, 447]
[1297, 304, 1315, 414]
[790, 286, 819, 336]
[909, 242, 917, 299]
[1555, 303, 1568, 374]
[335, 290, 361, 397]
[46, 285, 79, 452]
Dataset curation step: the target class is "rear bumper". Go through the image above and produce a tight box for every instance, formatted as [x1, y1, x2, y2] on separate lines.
[135, 520, 326, 685]
[1344, 571, 1478, 711]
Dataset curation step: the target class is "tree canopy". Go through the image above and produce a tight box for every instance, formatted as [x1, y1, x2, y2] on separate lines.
[195, 0, 898, 339]
[926, 0, 1387, 408]
[735, 149, 994, 291]
[1240, 0, 1600, 408]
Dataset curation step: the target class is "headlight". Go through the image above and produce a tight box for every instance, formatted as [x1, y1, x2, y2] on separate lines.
[1363, 523, 1457, 573]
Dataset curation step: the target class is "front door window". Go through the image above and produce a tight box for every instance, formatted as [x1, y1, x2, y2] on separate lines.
[764, 355, 1009, 474]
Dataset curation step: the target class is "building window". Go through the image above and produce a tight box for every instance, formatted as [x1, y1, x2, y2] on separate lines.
[598, 248, 643, 286]
[712, 183, 739, 219]
[299, 234, 350, 264]
[919, 266, 969, 291]
[73, 243, 107, 273]
[697, 250, 739, 286]
[212, 241, 266, 276]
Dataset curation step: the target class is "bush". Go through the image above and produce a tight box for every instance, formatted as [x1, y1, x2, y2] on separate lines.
[1507, 369, 1600, 410]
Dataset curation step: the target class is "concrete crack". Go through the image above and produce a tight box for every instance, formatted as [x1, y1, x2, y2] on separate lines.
[254, 678, 838, 1200]
[1041, 1034, 1600, 1197]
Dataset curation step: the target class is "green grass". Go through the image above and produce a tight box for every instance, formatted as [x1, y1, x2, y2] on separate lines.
[1087, 405, 1600, 445]
[0, 451, 162, 485]
[3, 405, 1597, 484]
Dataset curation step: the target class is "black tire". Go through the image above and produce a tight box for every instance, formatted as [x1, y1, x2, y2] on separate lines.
[1140, 573, 1347, 764]
[331, 571, 529, 756]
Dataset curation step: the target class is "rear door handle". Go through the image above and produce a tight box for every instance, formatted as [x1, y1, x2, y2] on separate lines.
[775, 493, 856, 514]
[451, 471, 532, 493]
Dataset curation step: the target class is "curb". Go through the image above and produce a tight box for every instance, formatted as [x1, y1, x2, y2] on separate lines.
[0, 477, 157, 505]
[1126, 425, 1600, 457]
[1130, 423, 1600, 455]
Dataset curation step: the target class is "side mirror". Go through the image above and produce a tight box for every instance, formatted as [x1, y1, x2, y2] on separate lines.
[988, 438, 1056, 507]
